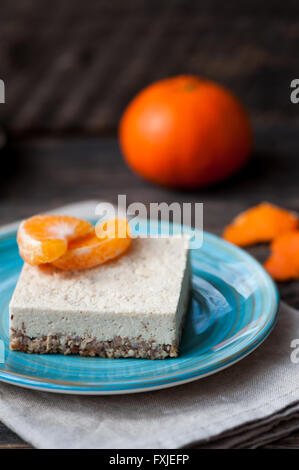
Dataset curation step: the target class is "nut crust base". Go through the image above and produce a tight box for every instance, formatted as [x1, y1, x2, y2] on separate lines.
[10, 330, 178, 359]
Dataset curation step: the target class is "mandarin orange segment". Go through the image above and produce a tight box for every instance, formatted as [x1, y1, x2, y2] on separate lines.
[223, 202, 298, 247]
[53, 219, 131, 271]
[264, 231, 299, 281]
[17, 215, 92, 265]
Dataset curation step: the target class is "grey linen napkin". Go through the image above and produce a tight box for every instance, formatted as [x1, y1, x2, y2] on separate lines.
[0, 201, 298, 449]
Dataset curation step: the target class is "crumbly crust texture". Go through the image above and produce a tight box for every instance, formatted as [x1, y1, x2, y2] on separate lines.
[10, 330, 179, 359]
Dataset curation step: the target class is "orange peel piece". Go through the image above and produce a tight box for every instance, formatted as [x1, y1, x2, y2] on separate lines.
[52, 219, 131, 271]
[265, 231, 299, 281]
[223, 203, 298, 247]
[17, 215, 92, 265]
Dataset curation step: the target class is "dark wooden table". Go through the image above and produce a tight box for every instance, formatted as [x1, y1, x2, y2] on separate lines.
[0, 123, 299, 448]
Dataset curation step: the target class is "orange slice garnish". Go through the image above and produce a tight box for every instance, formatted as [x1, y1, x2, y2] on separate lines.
[17, 215, 92, 265]
[52, 219, 131, 271]
[223, 202, 298, 247]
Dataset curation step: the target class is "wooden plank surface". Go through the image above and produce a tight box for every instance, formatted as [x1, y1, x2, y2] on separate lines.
[0, 127, 299, 448]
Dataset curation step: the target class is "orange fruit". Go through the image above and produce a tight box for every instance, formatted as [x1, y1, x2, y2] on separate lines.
[17, 215, 92, 265]
[53, 219, 131, 271]
[265, 231, 299, 281]
[119, 75, 252, 188]
[223, 203, 298, 247]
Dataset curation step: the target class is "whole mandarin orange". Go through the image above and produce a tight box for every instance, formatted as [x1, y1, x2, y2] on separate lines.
[119, 75, 252, 188]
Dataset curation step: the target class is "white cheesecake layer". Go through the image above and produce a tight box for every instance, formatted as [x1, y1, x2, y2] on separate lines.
[10, 237, 190, 345]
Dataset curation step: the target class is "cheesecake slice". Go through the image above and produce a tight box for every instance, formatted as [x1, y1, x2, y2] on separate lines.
[10, 237, 190, 359]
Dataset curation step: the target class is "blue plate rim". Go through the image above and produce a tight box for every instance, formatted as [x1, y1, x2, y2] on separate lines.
[0, 224, 280, 394]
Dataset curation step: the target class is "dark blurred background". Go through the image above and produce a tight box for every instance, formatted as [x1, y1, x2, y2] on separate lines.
[1, 0, 299, 298]
[1, 0, 298, 135]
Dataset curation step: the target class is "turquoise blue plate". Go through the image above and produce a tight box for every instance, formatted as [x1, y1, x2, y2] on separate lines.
[0, 221, 279, 394]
